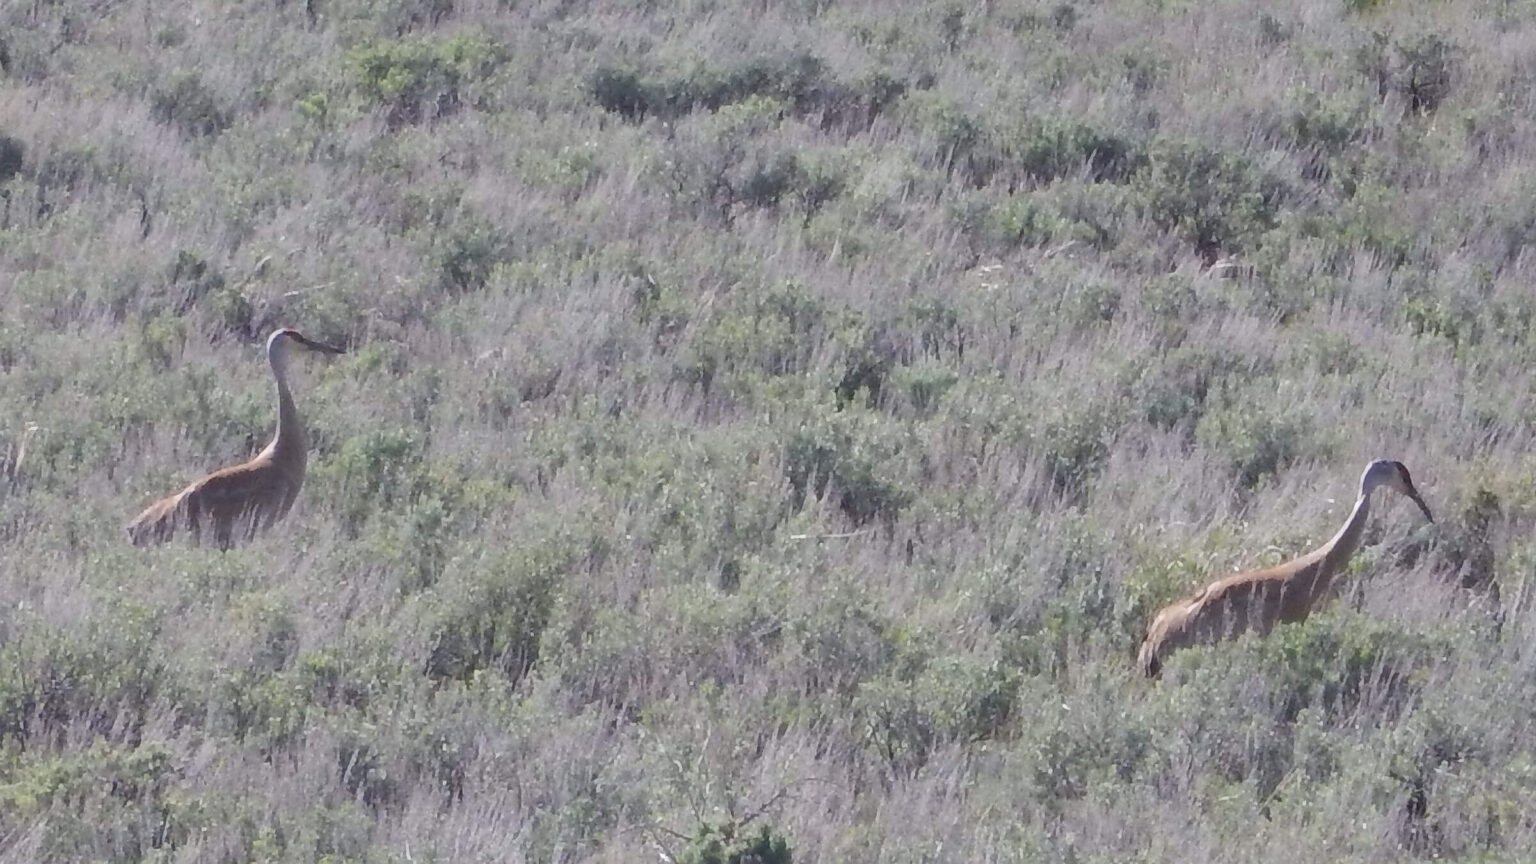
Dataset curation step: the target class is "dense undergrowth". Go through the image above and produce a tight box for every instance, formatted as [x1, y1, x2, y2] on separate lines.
[4, 0, 1536, 861]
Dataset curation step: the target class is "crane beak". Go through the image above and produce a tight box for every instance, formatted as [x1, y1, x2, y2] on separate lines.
[294, 334, 346, 355]
[1407, 489, 1433, 523]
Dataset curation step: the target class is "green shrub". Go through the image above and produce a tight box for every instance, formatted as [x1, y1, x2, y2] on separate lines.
[423, 545, 568, 684]
[213, 668, 307, 750]
[1258, 13, 1291, 46]
[910, 102, 1142, 193]
[207, 283, 258, 339]
[1011, 118, 1143, 186]
[545, 141, 605, 200]
[33, 145, 98, 200]
[5, 608, 168, 748]
[782, 406, 912, 527]
[349, 32, 509, 127]
[433, 220, 510, 295]
[1194, 389, 1316, 489]
[1156, 611, 1445, 744]
[134, 314, 188, 371]
[901, 298, 965, 363]
[229, 592, 301, 674]
[738, 151, 803, 209]
[150, 73, 232, 138]
[1254, 613, 1440, 722]
[327, 429, 427, 533]
[1029, 396, 1125, 497]
[905, 93, 987, 182]
[1133, 343, 1265, 432]
[855, 655, 1018, 777]
[716, 53, 826, 113]
[676, 281, 830, 395]
[1287, 88, 1371, 156]
[589, 67, 654, 121]
[949, 192, 1064, 254]
[791, 148, 851, 216]
[334, 723, 401, 809]
[590, 52, 905, 128]
[0, 740, 174, 816]
[1013, 569, 1116, 674]
[403, 712, 476, 805]
[1117, 45, 1165, 96]
[679, 821, 792, 864]
[1356, 33, 1456, 115]
[782, 582, 899, 697]
[1133, 140, 1287, 261]
[1392, 484, 1500, 593]
[0, 134, 22, 183]
[821, 69, 909, 131]
[294, 631, 409, 714]
[659, 97, 852, 222]
[398, 495, 452, 592]
[834, 326, 897, 410]
[165, 249, 227, 315]
[889, 361, 958, 417]
[1028, 709, 1154, 803]
[1404, 292, 1479, 349]
[1287, 195, 1413, 272]
[1401, 35, 1456, 114]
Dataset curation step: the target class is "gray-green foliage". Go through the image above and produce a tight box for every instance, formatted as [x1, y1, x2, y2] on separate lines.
[679, 821, 793, 864]
[3, 0, 1536, 861]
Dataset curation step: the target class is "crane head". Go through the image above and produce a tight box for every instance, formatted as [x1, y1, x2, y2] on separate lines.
[268, 328, 346, 356]
[1390, 461, 1433, 523]
[1364, 459, 1433, 522]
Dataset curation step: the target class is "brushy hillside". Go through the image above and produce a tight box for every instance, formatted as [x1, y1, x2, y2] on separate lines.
[4, 0, 1536, 860]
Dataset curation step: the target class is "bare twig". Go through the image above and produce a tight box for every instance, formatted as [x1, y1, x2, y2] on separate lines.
[786, 529, 874, 541]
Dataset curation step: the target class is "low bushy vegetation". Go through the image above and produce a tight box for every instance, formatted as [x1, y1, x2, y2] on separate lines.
[3, 0, 1536, 861]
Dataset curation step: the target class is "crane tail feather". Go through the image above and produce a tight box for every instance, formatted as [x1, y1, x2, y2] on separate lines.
[125, 487, 197, 546]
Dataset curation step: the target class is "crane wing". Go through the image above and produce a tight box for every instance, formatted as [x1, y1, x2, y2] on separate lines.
[126, 457, 288, 548]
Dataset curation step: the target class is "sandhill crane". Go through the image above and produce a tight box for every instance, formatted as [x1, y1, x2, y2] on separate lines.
[1137, 460, 1433, 678]
[127, 328, 344, 549]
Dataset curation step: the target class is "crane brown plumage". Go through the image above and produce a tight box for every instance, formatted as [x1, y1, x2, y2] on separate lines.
[1137, 460, 1433, 678]
[127, 328, 344, 549]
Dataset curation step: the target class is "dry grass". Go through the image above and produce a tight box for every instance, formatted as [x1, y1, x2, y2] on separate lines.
[4, 0, 1536, 860]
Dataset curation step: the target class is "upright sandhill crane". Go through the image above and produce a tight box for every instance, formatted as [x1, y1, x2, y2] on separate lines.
[1137, 460, 1433, 678]
[127, 328, 344, 549]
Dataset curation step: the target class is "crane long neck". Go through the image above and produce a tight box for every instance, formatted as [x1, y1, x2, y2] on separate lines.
[264, 351, 304, 457]
[1321, 484, 1373, 572]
